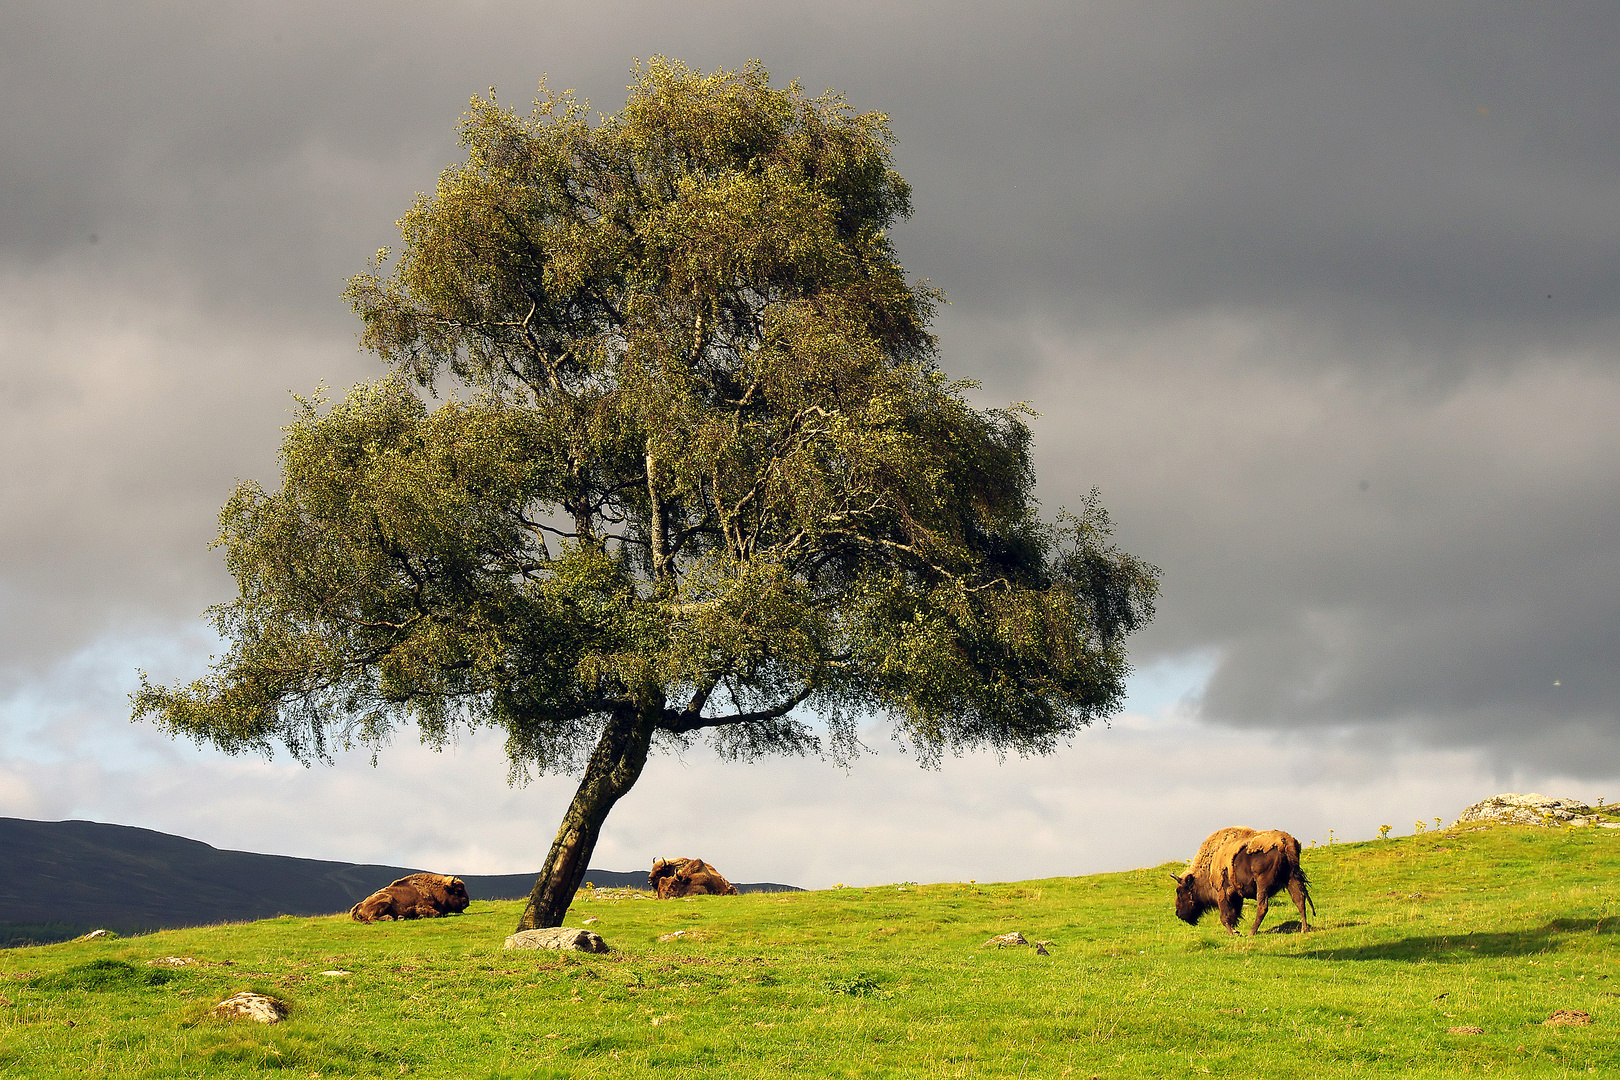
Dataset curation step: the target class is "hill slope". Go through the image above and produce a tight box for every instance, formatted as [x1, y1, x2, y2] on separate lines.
[0, 823, 1616, 1078]
[0, 817, 797, 944]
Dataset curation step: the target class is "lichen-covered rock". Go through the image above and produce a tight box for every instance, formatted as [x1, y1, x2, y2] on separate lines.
[1457, 793, 1610, 827]
[212, 992, 287, 1024]
[984, 932, 1028, 948]
[503, 927, 609, 953]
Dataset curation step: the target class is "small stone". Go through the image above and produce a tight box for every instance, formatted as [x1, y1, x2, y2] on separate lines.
[1544, 1009, 1592, 1027]
[984, 932, 1028, 948]
[503, 928, 609, 953]
[583, 917, 598, 924]
[74, 929, 111, 941]
[212, 991, 288, 1024]
[146, 956, 195, 967]
[658, 930, 688, 943]
[1448, 1026, 1485, 1035]
[317, 970, 351, 976]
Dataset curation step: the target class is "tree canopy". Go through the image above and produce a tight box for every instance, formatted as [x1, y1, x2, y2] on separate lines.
[134, 59, 1159, 930]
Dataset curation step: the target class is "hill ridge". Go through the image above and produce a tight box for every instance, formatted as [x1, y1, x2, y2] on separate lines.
[0, 816, 798, 946]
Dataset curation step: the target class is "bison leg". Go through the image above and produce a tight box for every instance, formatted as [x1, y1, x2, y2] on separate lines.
[1287, 876, 1311, 932]
[1217, 895, 1243, 934]
[1249, 891, 1270, 935]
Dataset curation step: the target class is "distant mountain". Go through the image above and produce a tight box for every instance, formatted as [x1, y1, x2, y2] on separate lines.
[0, 817, 799, 947]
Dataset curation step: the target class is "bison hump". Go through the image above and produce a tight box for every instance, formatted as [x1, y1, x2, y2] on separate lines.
[1244, 830, 1300, 857]
[1189, 827, 1258, 879]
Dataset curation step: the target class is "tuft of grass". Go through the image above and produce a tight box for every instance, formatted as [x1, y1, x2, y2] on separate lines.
[29, 959, 179, 991]
[823, 971, 888, 997]
[1, 825, 1618, 1077]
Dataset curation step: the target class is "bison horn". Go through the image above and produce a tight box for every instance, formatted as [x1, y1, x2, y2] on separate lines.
[1169, 873, 1184, 885]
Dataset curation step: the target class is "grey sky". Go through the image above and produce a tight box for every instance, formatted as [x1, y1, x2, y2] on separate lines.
[2, 2, 1616, 878]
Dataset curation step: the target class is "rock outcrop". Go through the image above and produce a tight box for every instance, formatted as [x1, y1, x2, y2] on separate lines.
[1456, 793, 1619, 828]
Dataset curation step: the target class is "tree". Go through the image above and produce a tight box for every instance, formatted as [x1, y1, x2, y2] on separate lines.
[133, 59, 1159, 931]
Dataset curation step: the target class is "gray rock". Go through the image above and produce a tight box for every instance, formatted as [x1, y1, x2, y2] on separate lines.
[984, 932, 1028, 948]
[212, 991, 287, 1024]
[1456, 793, 1599, 826]
[503, 927, 609, 953]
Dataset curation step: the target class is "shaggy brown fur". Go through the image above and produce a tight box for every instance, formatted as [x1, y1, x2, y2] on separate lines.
[349, 873, 471, 923]
[1172, 827, 1314, 935]
[648, 857, 740, 899]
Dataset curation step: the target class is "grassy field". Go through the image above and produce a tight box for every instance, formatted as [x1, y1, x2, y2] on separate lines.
[1, 823, 1617, 1078]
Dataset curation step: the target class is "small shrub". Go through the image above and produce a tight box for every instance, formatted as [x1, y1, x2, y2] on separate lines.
[824, 972, 887, 997]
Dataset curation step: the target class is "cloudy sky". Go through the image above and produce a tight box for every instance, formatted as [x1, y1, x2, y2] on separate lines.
[3, 2, 1616, 890]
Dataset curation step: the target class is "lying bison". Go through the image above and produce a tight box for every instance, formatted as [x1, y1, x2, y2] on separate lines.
[350, 873, 470, 924]
[649, 857, 739, 899]
[1171, 827, 1314, 935]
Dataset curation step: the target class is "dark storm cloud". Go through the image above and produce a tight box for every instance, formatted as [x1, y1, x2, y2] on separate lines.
[8, 2, 1617, 335]
[1015, 315, 1620, 767]
[3, 1, 1617, 772]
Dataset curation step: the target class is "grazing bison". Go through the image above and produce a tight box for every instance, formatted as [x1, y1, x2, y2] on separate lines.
[1171, 827, 1314, 935]
[350, 873, 471, 924]
[648, 857, 739, 899]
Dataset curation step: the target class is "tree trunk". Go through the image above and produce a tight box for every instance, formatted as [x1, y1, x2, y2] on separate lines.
[516, 705, 656, 930]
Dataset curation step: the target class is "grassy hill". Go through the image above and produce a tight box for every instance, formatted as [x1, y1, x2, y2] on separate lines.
[0, 817, 797, 946]
[1, 823, 1616, 1078]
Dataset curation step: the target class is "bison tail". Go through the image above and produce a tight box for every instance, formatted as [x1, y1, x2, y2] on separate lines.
[1296, 865, 1317, 917]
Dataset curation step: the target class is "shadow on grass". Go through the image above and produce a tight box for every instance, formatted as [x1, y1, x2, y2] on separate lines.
[1292, 917, 1618, 962]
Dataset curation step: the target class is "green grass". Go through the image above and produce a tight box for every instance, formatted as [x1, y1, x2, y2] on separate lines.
[2, 823, 1618, 1078]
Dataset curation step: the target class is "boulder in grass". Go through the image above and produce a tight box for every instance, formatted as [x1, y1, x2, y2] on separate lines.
[984, 932, 1028, 948]
[503, 927, 609, 953]
[212, 991, 287, 1024]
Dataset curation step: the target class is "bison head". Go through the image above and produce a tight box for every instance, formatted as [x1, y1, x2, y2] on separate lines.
[442, 876, 470, 914]
[1171, 872, 1206, 925]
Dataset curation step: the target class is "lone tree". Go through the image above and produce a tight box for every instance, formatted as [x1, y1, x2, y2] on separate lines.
[134, 59, 1158, 931]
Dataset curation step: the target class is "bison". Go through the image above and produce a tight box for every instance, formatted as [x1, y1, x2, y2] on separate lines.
[350, 873, 471, 923]
[648, 857, 739, 899]
[1171, 827, 1314, 935]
